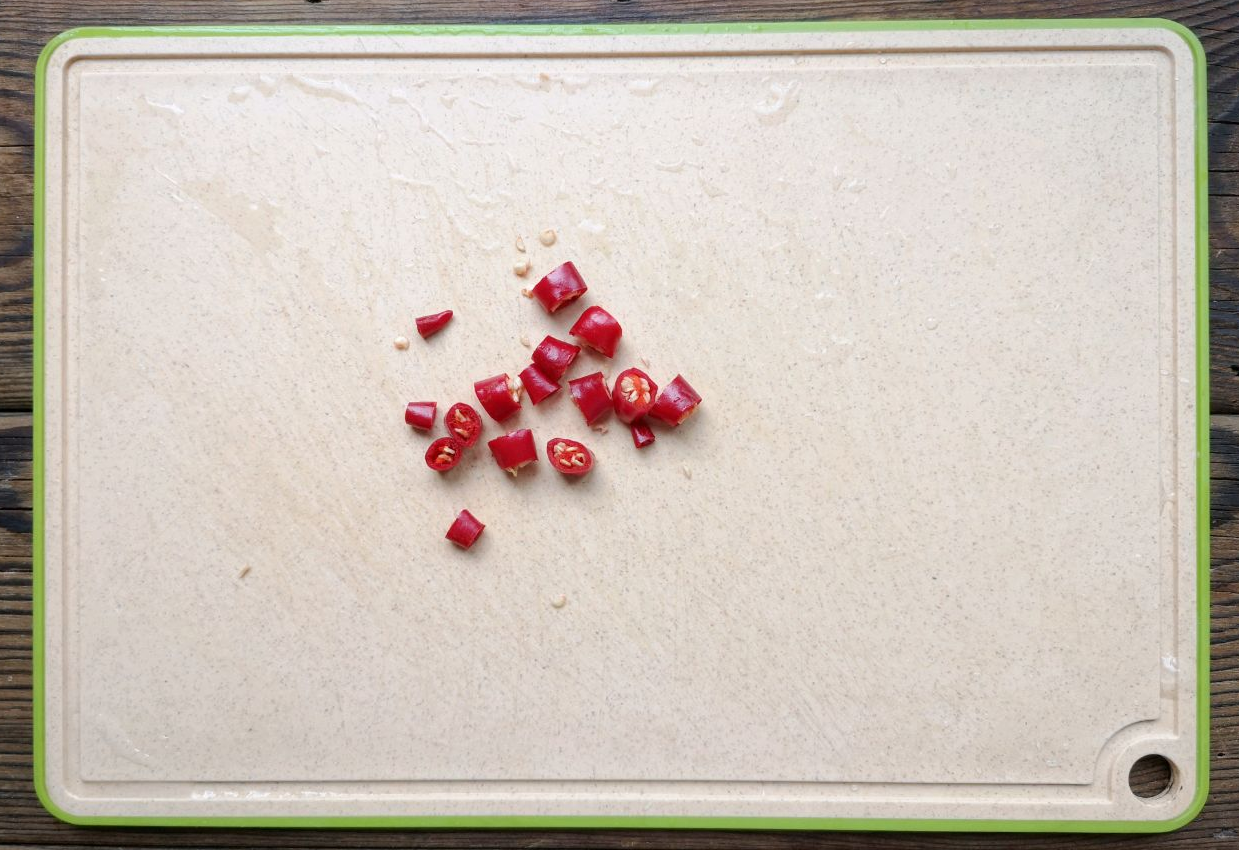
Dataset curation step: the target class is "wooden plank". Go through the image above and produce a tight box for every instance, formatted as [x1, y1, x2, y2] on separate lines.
[1212, 269, 1239, 414]
[0, 148, 31, 228]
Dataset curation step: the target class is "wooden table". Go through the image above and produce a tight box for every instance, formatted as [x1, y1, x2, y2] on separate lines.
[1, 1, 1235, 847]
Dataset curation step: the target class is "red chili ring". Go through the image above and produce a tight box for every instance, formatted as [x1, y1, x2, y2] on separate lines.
[415, 310, 453, 339]
[547, 438, 594, 476]
[404, 401, 437, 431]
[568, 371, 613, 426]
[444, 402, 483, 448]
[531, 261, 588, 314]
[488, 428, 538, 476]
[446, 509, 485, 549]
[630, 421, 655, 449]
[425, 436, 464, 472]
[474, 373, 523, 422]
[569, 306, 621, 358]
[518, 364, 560, 405]
[649, 374, 702, 426]
[611, 368, 657, 425]
[531, 335, 581, 381]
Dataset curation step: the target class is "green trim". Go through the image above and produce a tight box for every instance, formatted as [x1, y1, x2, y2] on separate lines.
[32, 18, 1210, 832]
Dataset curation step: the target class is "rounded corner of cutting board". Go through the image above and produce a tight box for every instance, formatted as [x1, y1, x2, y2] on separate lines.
[1138, 18, 1207, 68]
[32, 764, 89, 827]
[36, 27, 99, 76]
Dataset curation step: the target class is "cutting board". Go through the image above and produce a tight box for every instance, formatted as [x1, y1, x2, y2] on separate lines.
[34, 21, 1208, 831]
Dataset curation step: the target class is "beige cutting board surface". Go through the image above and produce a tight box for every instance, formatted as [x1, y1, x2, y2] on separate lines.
[39, 26, 1202, 825]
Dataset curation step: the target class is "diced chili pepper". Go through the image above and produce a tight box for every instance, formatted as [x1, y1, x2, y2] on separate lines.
[649, 374, 702, 426]
[425, 436, 463, 472]
[518, 364, 560, 405]
[630, 421, 655, 449]
[474, 373, 523, 422]
[531, 261, 588, 314]
[546, 438, 594, 476]
[404, 401, 437, 432]
[446, 509, 484, 549]
[444, 402, 482, 447]
[611, 368, 657, 424]
[568, 371, 612, 425]
[531, 335, 581, 381]
[569, 306, 621, 358]
[415, 310, 453, 339]
[488, 428, 538, 476]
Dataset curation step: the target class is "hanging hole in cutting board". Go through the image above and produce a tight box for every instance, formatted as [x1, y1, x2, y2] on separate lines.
[1128, 754, 1176, 800]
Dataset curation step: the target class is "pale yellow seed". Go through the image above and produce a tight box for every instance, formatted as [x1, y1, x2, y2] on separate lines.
[519, 334, 531, 348]
[551, 594, 568, 609]
[682, 465, 692, 479]
[539, 228, 556, 246]
[592, 424, 609, 435]
[521, 288, 533, 298]
[442, 446, 456, 456]
[238, 565, 251, 579]
[571, 456, 586, 466]
[454, 410, 467, 423]
[393, 336, 410, 350]
[513, 257, 531, 276]
[515, 235, 526, 253]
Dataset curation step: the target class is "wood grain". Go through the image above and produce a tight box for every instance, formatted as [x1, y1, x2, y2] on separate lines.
[0, 1, 1237, 847]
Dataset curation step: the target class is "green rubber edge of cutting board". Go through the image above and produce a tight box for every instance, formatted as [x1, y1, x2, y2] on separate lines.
[30, 18, 1211, 833]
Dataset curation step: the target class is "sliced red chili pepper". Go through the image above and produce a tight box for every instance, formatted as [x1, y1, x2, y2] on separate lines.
[649, 374, 702, 426]
[531, 261, 588, 314]
[518, 364, 560, 405]
[404, 401, 437, 432]
[569, 306, 621, 358]
[611, 368, 657, 425]
[415, 310, 453, 339]
[488, 428, 538, 476]
[473, 373, 523, 422]
[444, 402, 482, 448]
[531, 335, 580, 381]
[568, 371, 612, 425]
[546, 438, 594, 476]
[630, 421, 655, 449]
[425, 436, 463, 472]
[446, 509, 485, 549]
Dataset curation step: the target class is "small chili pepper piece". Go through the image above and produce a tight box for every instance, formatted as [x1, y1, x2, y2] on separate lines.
[649, 374, 702, 426]
[630, 421, 656, 449]
[488, 428, 538, 476]
[568, 371, 612, 426]
[404, 401, 437, 432]
[611, 368, 657, 425]
[446, 509, 485, 549]
[547, 438, 594, 476]
[518, 364, 560, 405]
[444, 402, 483, 448]
[473, 373, 523, 422]
[415, 310, 453, 339]
[569, 306, 621, 358]
[531, 335, 581, 381]
[531, 261, 588, 314]
[425, 436, 464, 472]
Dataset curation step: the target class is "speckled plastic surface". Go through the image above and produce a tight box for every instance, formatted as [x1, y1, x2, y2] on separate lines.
[37, 25, 1204, 827]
